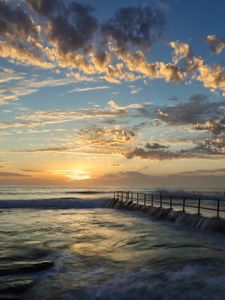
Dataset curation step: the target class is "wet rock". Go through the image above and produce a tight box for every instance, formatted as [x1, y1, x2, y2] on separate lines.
[140, 205, 149, 213]
[195, 216, 207, 229]
[151, 207, 162, 217]
[129, 203, 137, 210]
[0, 260, 54, 276]
[0, 279, 33, 294]
[156, 208, 172, 220]
[174, 211, 188, 224]
[121, 201, 133, 209]
[126, 201, 133, 208]
[199, 217, 225, 233]
[181, 214, 193, 226]
[105, 199, 117, 208]
[146, 207, 153, 215]
[188, 214, 204, 228]
[113, 200, 123, 209]
[167, 210, 178, 222]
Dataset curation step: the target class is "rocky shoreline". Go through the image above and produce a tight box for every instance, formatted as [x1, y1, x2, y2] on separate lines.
[0, 260, 54, 299]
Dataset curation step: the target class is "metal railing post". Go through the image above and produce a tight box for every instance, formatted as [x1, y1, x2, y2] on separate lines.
[170, 196, 173, 209]
[137, 193, 139, 205]
[151, 194, 153, 206]
[183, 197, 186, 212]
[217, 199, 220, 218]
[144, 193, 146, 206]
[126, 191, 129, 202]
[198, 198, 201, 215]
[160, 193, 162, 208]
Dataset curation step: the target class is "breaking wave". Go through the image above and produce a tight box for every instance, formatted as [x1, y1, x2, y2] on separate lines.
[0, 197, 110, 209]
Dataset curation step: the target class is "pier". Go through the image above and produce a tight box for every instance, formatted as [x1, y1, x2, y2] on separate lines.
[106, 191, 225, 234]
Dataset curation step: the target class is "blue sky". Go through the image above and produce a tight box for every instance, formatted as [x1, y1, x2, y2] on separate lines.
[0, 0, 224, 188]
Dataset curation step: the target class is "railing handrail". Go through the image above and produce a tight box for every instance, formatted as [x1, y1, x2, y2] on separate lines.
[113, 190, 225, 218]
[114, 191, 225, 200]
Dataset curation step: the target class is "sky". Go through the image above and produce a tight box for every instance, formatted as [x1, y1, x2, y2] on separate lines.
[0, 0, 224, 189]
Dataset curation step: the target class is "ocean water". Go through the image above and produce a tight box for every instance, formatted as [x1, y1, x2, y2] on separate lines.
[1, 187, 225, 299]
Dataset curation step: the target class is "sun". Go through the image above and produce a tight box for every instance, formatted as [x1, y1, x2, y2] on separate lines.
[66, 169, 91, 181]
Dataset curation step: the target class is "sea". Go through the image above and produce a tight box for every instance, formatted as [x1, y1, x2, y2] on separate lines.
[1, 186, 225, 300]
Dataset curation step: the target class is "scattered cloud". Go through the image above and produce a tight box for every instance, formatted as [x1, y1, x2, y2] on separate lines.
[0, 171, 29, 177]
[157, 94, 225, 125]
[78, 125, 136, 154]
[101, 5, 165, 50]
[21, 169, 41, 173]
[125, 145, 181, 160]
[0, 1, 224, 95]
[194, 118, 225, 135]
[177, 167, 225, 176]
[197, 64, 225, 94]
[0, 100, 143, 129]
[129, 85, 142, 94]
[70, 86, 110, 92]
[145, 142, 169, 150]
[206, 35, 225, 54]
[16, 146, 70, 153]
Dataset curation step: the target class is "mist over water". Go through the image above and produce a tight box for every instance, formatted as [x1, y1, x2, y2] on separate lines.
[1, 187, 225, 299]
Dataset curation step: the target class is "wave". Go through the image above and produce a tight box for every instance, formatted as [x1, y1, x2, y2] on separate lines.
[0, 197, 110, 209]
[65, 191, 111, 195]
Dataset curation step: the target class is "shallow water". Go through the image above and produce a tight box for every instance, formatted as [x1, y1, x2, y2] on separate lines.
[1, 207, 225, 299]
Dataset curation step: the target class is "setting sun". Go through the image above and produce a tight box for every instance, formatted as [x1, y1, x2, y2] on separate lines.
[65, 170, 91, 181]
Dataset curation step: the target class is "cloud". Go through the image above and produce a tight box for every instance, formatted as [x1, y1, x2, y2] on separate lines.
[125, 139, 225, 160]
[16, 146, 70, 153]
[0, 1, 167, 84]
[197, 64, 225, 94]
[0, 68, 25, 84]
[0, 1, 224, 97]
[25, 0, 60, 16]
[145, 142, 169, 150]
[71, 86, 110, 92]
[101, 5, 165, 50]
[0, 171, 28, 177]
[46, 2, 98, 54]
[0, 76, 75, 105]
[21, 169, 41, 173]
[78, 125, 136, 154]
[177, 167, 225, 176]
[157, 94, 225, 125]
[170, 41, 203, 72]
[129, 85, 142, 95]
[27, 0, 98, 54]
[194, 118, 225, 135]
[206, 35, 225, 54]
[181, 137, 225, 157]
[0, 1, 38, 39]
[0, 41, 53, 69]
[97, 171, 225, 188]
[158, 62, 186, 83]
[125, 146, 181, 160]
[0, 100, 143, 129]
[13, 124, 137, 155]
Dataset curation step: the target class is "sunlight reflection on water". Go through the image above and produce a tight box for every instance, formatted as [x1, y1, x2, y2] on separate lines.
[1, 207, 225, 299]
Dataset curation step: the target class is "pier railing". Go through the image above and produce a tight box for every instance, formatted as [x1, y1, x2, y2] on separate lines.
[113, 191, 225, 218]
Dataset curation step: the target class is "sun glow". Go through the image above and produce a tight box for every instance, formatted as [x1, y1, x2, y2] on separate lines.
[66, 169, 91, 181]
